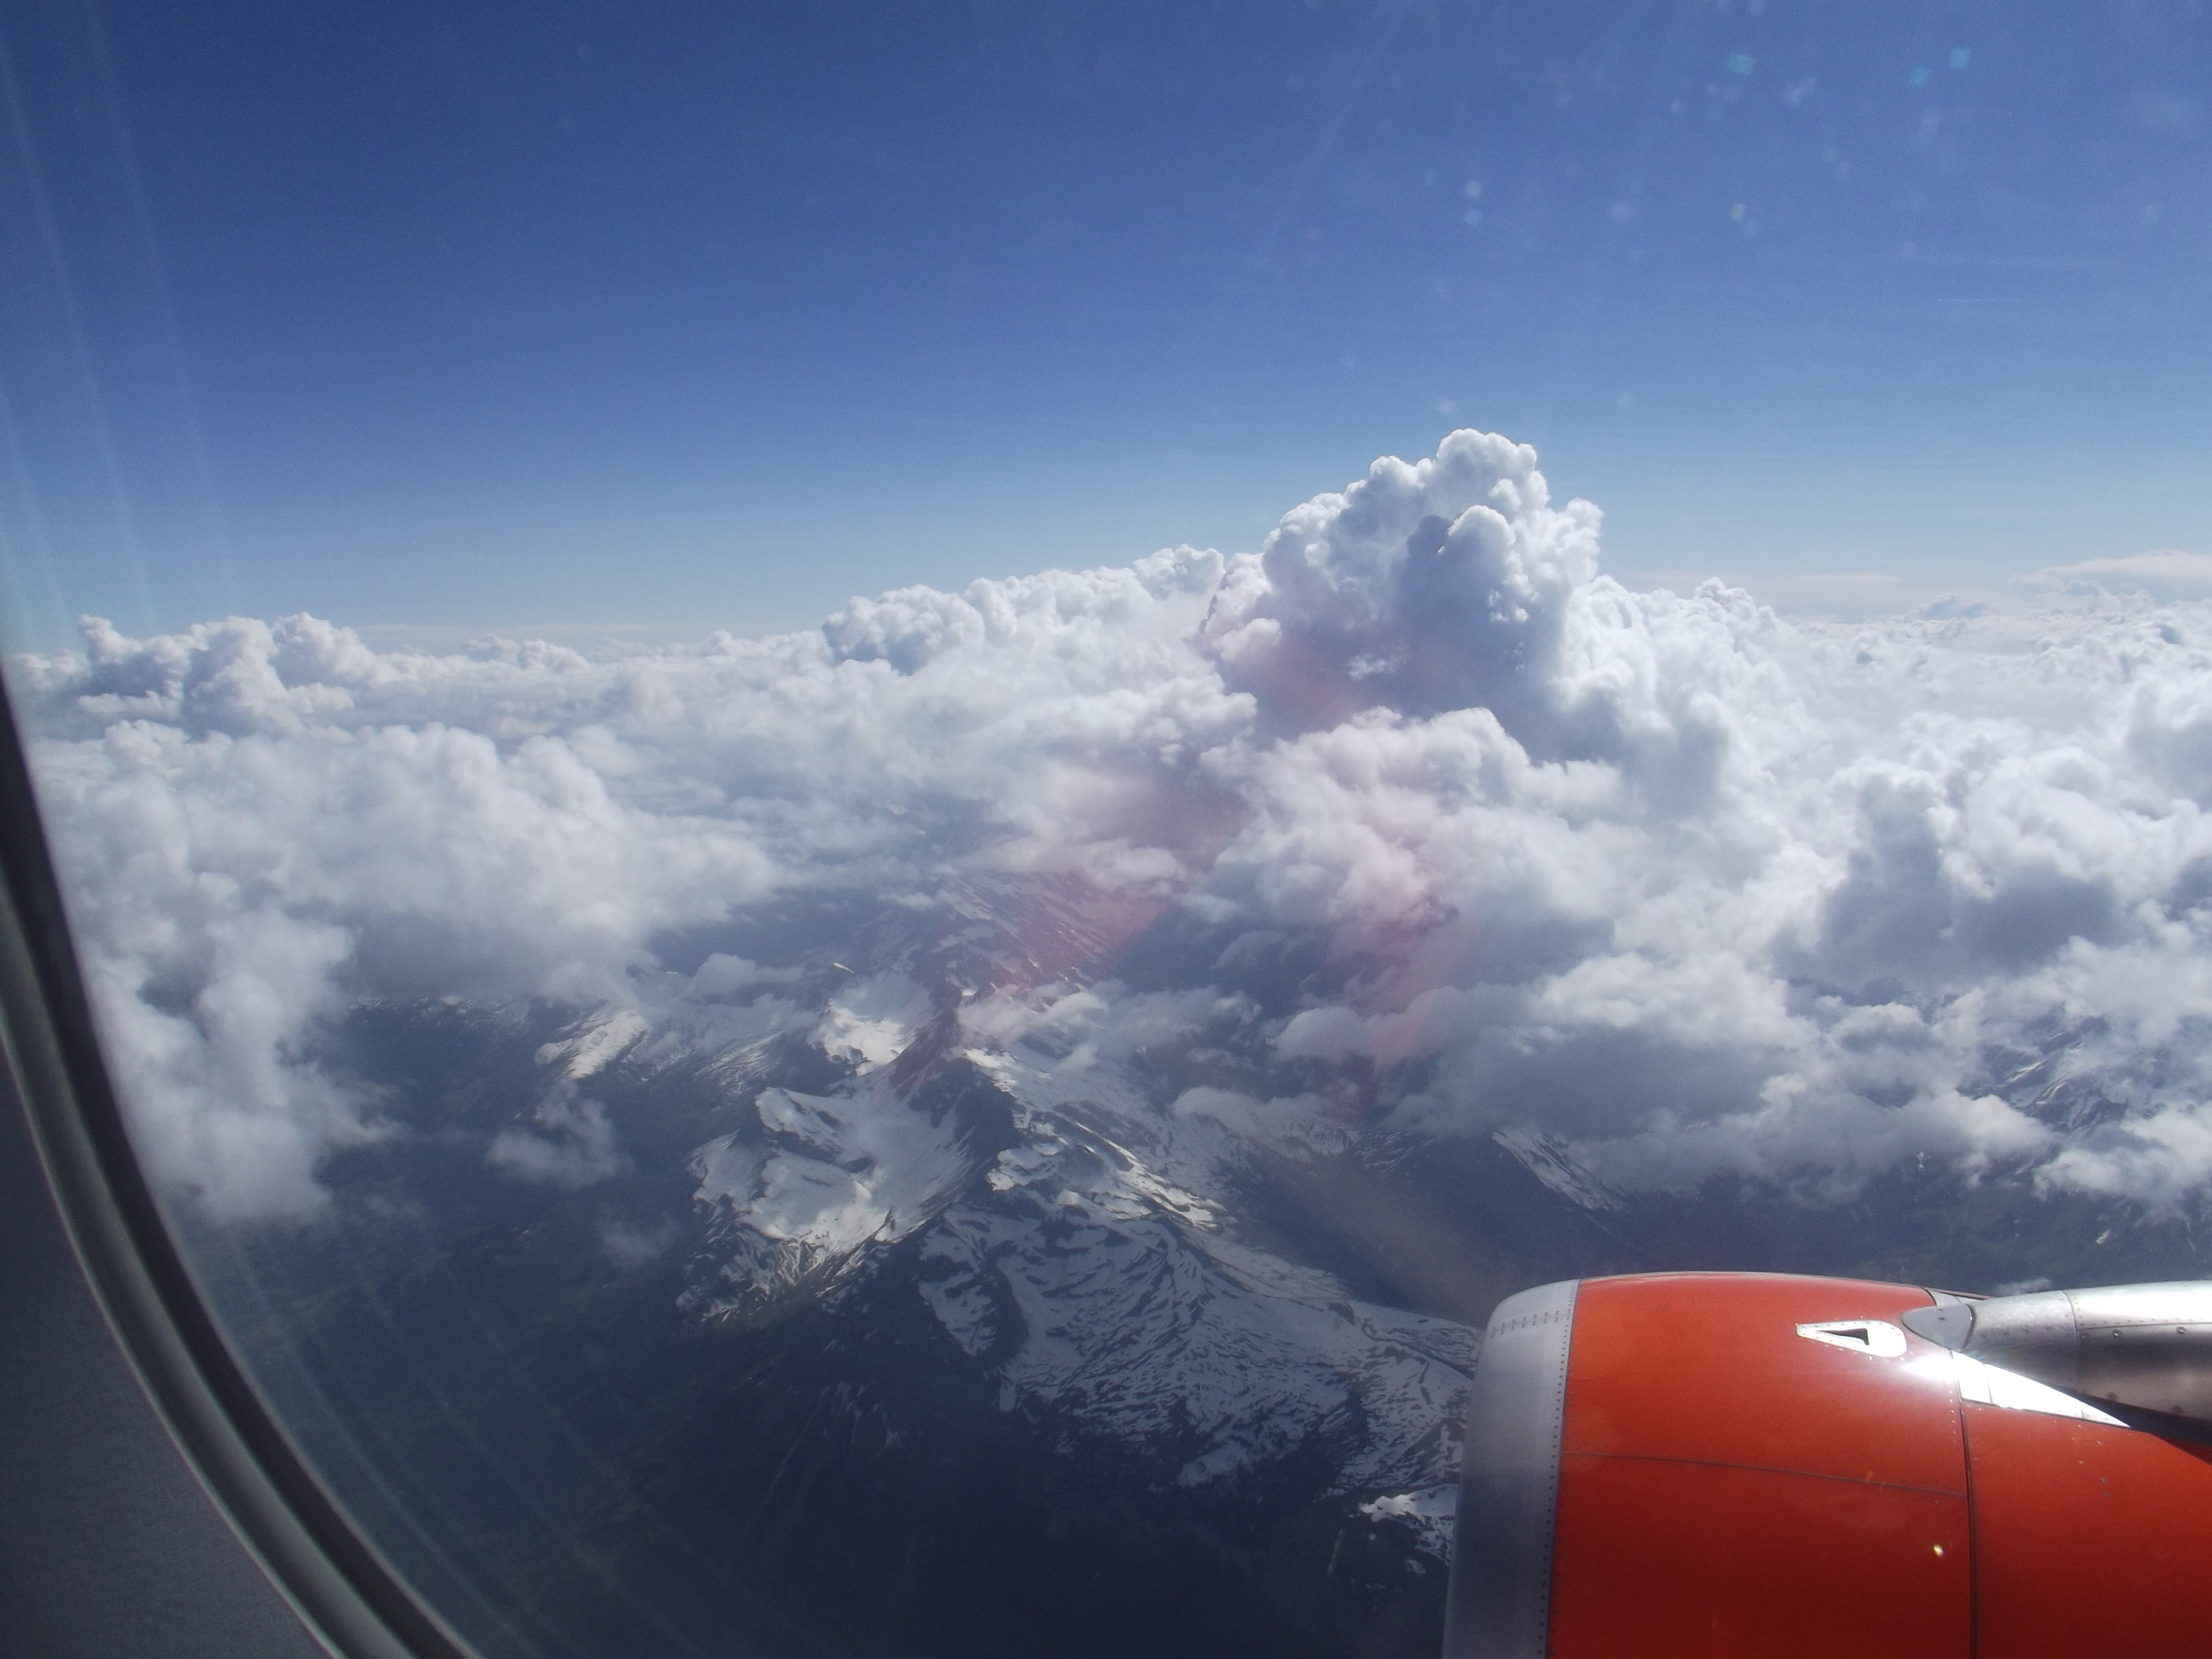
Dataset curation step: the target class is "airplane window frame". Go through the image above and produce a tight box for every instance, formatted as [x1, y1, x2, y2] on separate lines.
[0, 672, 475, 1659]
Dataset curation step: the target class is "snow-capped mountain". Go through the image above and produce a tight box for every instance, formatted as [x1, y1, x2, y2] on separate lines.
[682, 1046, 1477, 1500]
[645, 864, 1496, 1521]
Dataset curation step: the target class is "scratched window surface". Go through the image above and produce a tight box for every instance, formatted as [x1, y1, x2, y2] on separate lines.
[4, 3, 2210, 1655]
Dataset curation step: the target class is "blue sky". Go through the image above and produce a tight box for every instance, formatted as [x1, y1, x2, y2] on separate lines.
[2, 0, 2207, 648]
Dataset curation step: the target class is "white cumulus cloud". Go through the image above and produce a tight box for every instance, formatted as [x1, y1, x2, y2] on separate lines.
[487, 1082, 631, 1189]
[19, 432, 2212, 1221]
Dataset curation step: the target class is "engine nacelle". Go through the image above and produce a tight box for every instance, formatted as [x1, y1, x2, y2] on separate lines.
[1443, 1273, 2212, 1657]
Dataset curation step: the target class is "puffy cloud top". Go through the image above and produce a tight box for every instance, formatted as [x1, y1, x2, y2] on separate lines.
[19, 432, 2212, 1221]
[1201, 429, 1601, 741]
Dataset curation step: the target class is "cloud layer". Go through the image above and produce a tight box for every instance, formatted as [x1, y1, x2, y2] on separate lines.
[20, 429, 2212, 1219]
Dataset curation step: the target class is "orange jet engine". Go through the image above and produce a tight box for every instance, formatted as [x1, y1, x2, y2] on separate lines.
[1442, 1272, 2212, 1658]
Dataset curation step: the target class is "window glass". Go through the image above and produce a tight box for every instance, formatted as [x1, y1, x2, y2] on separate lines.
[4, 3, 2210, 1654]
